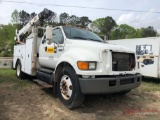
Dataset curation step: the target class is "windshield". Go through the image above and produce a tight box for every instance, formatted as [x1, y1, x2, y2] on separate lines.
[63, 26, 104, 43]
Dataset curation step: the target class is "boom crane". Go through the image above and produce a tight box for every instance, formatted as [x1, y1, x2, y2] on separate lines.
[14, 8, 53, 43]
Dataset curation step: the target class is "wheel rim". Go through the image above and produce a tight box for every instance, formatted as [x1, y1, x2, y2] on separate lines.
[60, 75, 73, 100]
[17, 64, 20, 76]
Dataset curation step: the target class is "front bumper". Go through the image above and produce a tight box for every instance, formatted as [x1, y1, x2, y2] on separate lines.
[78, 73, 142, 94]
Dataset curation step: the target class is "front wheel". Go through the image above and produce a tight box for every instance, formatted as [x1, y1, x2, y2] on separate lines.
[57, 67, 85, 109]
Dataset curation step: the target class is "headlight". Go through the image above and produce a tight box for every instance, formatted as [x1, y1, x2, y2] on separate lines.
[89, 62, 96, 70]
[77, 61, 96, 70]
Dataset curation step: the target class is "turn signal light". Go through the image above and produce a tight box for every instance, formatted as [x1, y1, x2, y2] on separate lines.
[77, 62, 88, 70]
[77, 61, 96, 70]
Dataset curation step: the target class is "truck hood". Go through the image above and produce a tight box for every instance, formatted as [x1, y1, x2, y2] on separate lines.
[66, 39, 134, 53]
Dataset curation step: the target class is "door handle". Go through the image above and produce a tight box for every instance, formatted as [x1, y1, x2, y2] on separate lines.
[45, 46, 47, 51]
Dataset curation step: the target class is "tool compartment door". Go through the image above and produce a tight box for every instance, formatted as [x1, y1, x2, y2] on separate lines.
[13, 45, 26, 71]
[24, 39, 33, 75]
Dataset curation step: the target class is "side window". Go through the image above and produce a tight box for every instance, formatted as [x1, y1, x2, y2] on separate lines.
[52, 28, 64, 44]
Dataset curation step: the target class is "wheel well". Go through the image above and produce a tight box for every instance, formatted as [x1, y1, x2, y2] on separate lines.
[54, 62, 75, 82]
[16, 59, 21, 67]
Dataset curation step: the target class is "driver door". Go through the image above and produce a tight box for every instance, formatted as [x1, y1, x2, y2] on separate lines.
[39, 27, 64, 69]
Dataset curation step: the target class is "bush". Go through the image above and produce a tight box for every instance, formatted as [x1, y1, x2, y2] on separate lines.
[0, 51, 13, 57]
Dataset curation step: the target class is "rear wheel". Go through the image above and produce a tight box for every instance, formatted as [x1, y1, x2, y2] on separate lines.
[57, 67, 85, 109]
[16, 61, 26, 79]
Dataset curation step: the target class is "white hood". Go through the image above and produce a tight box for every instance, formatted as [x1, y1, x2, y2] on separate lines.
[66, 39, 134, 53]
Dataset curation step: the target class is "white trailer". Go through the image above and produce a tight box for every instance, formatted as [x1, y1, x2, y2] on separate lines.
[109, 37, 160, 78]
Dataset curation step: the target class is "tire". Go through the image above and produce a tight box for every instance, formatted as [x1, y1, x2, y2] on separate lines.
[116, 90, 131, 95]
[143, 59, 148, 65]
[57, 67, 85, 109]
[16, 61, 26, 79]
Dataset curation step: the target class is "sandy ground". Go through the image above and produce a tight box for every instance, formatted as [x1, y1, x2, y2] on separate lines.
[0, 74, 160, 120]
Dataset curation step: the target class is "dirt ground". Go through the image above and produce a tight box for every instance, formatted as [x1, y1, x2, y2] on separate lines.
[0, 69, 160, 120]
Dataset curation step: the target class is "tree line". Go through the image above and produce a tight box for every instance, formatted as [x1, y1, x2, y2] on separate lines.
[0, 9, 158, 57]
[11, 9, 92, 29]
[91, 17, 158, 39]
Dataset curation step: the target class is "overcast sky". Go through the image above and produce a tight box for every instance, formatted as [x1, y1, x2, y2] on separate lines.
[0, 0, 160, 32]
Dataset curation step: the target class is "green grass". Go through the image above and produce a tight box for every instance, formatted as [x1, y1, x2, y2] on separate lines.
[0, 68, 32, 89]
[139, 81, 160, 92]
[0, 68, 16, 76]
[0, 68, 17, 83]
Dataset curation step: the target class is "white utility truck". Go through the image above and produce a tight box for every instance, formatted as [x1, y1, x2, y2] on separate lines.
[13, 8, 142, 109]
[109, 37, 160, 79]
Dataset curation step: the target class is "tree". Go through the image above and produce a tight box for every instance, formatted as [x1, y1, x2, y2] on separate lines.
[49, 12, 57, 23]
[79, 16, 91, 28]
[69, 15, 80, 26]
[136, 28, 143, 38]
[0, 24, 16, 57]
[43, 11, 57, 24]
[59, 12, 70, 24]
[11, 9, 19, 24]
[91, 18, 105, 32]
[109, 27, 121, 40]
[19, 10, 30, 25]
[141, 26, 157, 37]
[92, 16, 116, 36]
[110, 24, 138, 39]
[103, 16, 117, 36]
[30, 12, 37, 19]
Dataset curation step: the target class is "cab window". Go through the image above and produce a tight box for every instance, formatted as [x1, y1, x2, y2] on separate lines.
[52, 28, 64, 44]
[42, 35, 46, 44]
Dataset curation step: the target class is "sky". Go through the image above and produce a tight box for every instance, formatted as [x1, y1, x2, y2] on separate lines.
[0, 0, 160, 32]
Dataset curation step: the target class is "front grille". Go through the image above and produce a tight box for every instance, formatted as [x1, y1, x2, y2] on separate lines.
[112, 52, 135, 71]
[120, 78, 134, 85]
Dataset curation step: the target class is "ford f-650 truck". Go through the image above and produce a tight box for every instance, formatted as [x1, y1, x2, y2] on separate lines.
[13, 8, 142, 109]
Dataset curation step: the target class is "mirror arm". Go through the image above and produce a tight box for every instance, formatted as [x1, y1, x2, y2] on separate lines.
[53, 40, 60, 47]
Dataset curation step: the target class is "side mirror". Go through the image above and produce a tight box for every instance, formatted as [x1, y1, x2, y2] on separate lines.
[46, 26, 52, 44]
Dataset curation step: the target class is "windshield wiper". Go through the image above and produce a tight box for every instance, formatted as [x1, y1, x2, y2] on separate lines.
[72, 37, 104, 43]
[87, 38, 104, 43]
[72, 36, 87, 40]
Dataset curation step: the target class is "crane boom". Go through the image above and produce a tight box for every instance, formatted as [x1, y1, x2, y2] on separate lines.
[15, 8, 53, 42]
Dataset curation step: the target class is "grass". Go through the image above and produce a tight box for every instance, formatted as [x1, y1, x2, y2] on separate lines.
[0, 68, 17, 83]
[0, 68, 160, 92]
[139, 81, 160, 92]
[0, 68, 32, 89]
[0, 68, 16, 76]
[139, 77, 160, 92]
